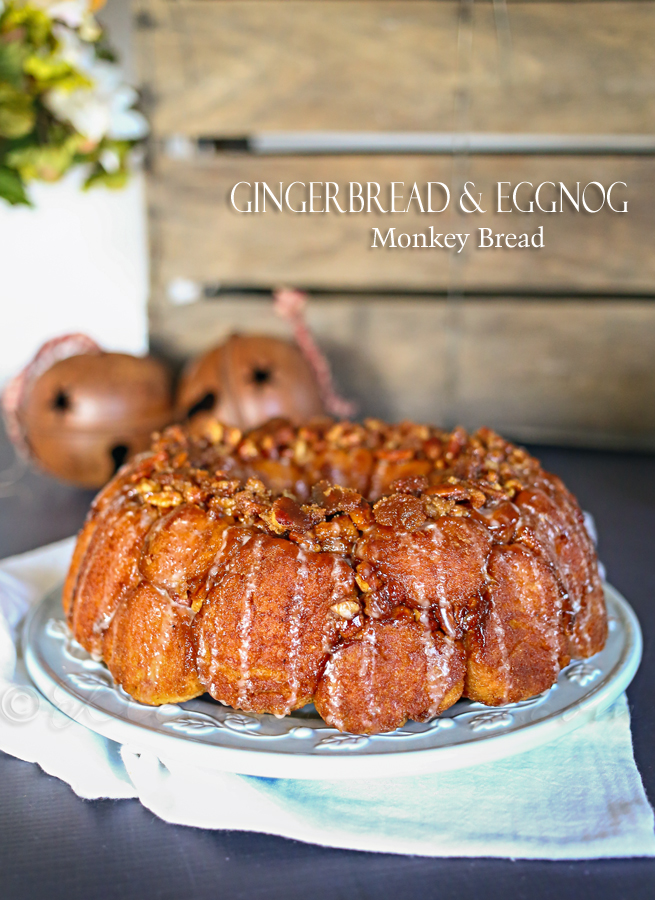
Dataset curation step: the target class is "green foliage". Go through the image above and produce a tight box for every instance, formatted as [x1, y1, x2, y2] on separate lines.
[0, 1, 146, 206]
[0, 40, 27, 88]
[0, 82, 34, 137]
[0, 164, 30, 204]
[84, 164, 128, 190]
[6, 132, 85, 181]
[23, 54, 91, 91]
[2, 6, 53, 49]
[84, 138, 132, 190]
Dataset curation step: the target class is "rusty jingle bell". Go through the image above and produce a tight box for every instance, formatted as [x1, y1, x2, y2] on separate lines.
[177, 333, 326, 432]
[8, 341, 175, 488]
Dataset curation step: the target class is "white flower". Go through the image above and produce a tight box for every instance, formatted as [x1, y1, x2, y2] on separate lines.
[44, 25, 148, 143]
[77, 15, 101, 42]
[46, 77, 149, 142]
[50, 20, 108, 77]
[99, 147, 119, 172]
[32, 0, 91, 28]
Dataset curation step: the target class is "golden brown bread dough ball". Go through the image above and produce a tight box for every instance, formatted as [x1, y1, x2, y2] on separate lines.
[464, 543, 571, 705]
[314, 618, 465, 734]
[354, 516, 492, 638]
[195, 529, 357, 716]
[68, 499, 158, 658]
[104, 582, 203, 705]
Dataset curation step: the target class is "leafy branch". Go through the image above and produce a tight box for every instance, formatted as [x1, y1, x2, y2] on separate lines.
[0, 1, 147, 206]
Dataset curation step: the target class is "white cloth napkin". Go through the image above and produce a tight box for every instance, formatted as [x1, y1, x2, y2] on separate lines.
[1, 538, 654, 859]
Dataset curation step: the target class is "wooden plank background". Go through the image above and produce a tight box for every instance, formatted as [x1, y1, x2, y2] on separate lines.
[152, 296, 655, 450]
[149, 153, 655, 295]
[136, 0, 655, 449]
[134, 0, 655, 137]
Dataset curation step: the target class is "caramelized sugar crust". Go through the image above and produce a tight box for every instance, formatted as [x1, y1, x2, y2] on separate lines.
[63, 417, 607, 734]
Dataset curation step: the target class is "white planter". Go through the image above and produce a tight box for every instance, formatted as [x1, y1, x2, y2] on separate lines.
[0, 167, 149, 385]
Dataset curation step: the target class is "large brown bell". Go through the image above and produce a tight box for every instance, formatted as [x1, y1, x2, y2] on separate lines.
[177, 334, 326, 431]
[3, 337, 174, 488]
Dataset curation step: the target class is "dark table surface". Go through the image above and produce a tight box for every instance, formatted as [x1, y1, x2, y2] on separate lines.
[1, 431, 654, 900]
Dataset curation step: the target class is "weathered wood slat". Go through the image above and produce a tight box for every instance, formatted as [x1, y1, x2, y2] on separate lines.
[148, 153, 655, 294]
[150, 296, 655, 450]
[135, 0, 655, 137]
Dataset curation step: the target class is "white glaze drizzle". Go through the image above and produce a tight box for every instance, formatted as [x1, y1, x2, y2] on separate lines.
[236, 533, 264, 707]
[487, 595, 512, 703]
[426, 522, 469, 637]
[202, 526, 237, 687]
[361, 625, 378, 730]
[394, 527, 458, 637]
[520, 496, 591, 654]
[80, 502, 152, 652]
[539, 561, 564, 677]
[322, 654, 345, 731]
[205, 526, 236, 591]
[320, 556, 342, 658]
[149, 590, 176, 685]
[283, 545, 308, 715]
[573, 527, 597, 656]
[512, 548, 563, 679]
[319, 556, 355, 731]
[419, 611, 453, 717]
[72, 496, 122, 639]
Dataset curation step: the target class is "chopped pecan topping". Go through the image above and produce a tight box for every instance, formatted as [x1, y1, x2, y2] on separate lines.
[426, 480, 470, 501]
[134, 479, 184, 509]
[354, 562, 384, 593]
[348, 504, 375, 530]
[424, 496, 455, 518]
[390, 605, 419, 621]
[330, 600, 361, 619]
[213, 478, 241, 496]
[231, 491, 270, 523]
[314, 515, 358, 553]
[263, 496, 326, 535]
[237, 418, 297, 461]
[134, 478, 158, 496]
[503, 478, 525, 498]
[181, 483, 210, 505]
[373, 494, 427, 530]
[445, 426, 468, 459]
[148, 490, 184, 508]
[423, 437, 444, 461]
[326, 422, 368, 449]
[425, 479, 486, 510]
[376, 447, 414, 463]
[390, 475, 429, 495]
[310, 480, 363, 514]
[129, 419, 555, 561]
[237, 439, 259, 461]
[244, 477, 268, 496]
[292, 438, 311, 465]
[481, 500, 521, 543]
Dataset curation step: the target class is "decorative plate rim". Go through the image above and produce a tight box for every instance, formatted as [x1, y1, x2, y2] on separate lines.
[22, 583, 642, 779]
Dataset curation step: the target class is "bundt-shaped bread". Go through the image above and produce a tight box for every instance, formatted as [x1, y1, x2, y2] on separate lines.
[63, 418, 607, 734]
